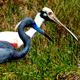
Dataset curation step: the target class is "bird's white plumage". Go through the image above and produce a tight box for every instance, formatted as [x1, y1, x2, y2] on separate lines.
[42, 7, 53, 14]
[0, 32, 21, 48]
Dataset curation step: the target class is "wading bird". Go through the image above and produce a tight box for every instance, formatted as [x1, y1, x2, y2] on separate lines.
[0, 18, 52, 64]
[0, 7, 78, 49]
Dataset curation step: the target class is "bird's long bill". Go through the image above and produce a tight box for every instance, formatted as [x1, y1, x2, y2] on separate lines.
[32, 23, 53, 42]
[49, 14, 78, 41]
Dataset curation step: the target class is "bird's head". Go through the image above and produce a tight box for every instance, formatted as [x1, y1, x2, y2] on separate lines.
[40, 7, 78, 41]
[40, 7, 53, 21]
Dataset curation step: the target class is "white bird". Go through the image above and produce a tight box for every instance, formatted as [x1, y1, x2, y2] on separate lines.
[0, 7, 78, 49]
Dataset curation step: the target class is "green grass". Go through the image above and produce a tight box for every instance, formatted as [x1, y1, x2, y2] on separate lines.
[0, 0, 80, 80]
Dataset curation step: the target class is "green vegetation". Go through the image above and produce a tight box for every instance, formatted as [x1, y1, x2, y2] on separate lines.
[0, 0, 80, 79]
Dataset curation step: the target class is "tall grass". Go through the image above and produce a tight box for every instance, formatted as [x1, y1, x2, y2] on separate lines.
[0, 0, 80, 79]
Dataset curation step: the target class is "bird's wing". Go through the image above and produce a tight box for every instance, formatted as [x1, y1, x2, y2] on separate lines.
[0, 41, 15, 49]
[0, 48, 14, 64]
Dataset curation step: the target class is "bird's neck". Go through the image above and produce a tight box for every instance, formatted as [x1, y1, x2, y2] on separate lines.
[12, 24, 31, 60]
[34, 13, 45, 27]
[25, 13, 45, 38]
[18, 26, 31, 47]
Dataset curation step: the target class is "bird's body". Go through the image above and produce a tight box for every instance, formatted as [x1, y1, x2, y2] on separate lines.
[0, 17, 51, 64]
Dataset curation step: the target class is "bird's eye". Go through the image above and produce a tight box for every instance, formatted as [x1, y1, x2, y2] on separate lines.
[43, 13, 47, 16]
[48, 12, 52, 15]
